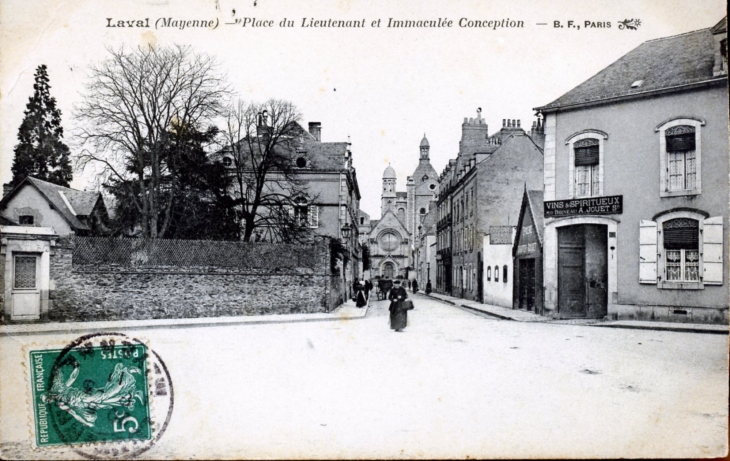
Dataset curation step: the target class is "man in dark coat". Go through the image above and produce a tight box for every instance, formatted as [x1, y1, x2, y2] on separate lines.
[412, 279, 419, 293]
[425, 280, 432, 294]
[355, 281, 367, 308]
[388, 280, 411, 332]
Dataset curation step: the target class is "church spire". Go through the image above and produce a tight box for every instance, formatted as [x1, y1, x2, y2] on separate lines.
[420, 134, 430, 160]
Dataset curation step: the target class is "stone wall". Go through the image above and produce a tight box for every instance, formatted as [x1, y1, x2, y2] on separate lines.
[47, 237, 341, 323]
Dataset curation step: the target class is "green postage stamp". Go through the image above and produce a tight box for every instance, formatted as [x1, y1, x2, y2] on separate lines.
[27, 333, 173, 457]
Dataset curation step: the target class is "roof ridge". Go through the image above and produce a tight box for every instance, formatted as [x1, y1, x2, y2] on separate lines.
[644, 26, 711, 43]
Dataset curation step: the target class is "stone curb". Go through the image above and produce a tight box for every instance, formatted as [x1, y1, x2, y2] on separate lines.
[421, 293, 728, 335]
[590, 323, 728, 335]
[0, 303, 369, 336]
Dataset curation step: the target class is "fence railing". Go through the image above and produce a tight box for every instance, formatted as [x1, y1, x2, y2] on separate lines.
[72, 237, 322, 270]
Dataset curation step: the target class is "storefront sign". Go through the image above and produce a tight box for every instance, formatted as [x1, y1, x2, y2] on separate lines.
[544, 195, 623, 217]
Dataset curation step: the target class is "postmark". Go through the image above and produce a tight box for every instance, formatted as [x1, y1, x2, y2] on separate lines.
[26, 333, 173, 459]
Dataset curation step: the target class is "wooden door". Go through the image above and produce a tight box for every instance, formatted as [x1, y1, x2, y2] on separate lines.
[584, 225, 608, 318]
[518, 259, 536, 310]
[558, 226, 587, 317]
[11, 254, 41, 320]
[557, 225, 608, 318]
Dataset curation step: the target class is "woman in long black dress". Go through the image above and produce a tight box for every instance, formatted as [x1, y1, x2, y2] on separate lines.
[388, 280, 410, 332]
[355, 281, 368, 308]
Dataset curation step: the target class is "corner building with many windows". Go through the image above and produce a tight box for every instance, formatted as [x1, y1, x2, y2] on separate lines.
[535, 17, 728, 323]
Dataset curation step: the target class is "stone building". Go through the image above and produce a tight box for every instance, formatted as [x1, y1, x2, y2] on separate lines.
[436, 111, 544, 304]
[218, 121, 362, 297]
[363, 135, 440, 279]
[0, 177, 109, 236]
[534, 17, 728, 323]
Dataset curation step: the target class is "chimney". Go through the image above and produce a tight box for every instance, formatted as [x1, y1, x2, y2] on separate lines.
[530, 116, 546, 150]
[308, 122, 322, 142]
[3, 183, 13, 198]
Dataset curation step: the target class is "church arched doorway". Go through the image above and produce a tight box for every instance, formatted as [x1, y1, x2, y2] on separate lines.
[382, 262, 395, 279]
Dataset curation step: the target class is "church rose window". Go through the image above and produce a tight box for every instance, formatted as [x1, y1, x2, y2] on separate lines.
[379, 232, 399, 252]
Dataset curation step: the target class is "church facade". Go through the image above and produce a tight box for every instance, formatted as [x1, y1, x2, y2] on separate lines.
[363, 136, 440, 279]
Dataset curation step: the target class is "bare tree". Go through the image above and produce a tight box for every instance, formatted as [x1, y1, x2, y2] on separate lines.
[74, 45, 229, 238]
[223, 99, 316, 243]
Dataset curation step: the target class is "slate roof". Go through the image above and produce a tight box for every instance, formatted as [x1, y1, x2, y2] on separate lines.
[396, 192, 407, 199]
[0, 215, 17, 225]
[301, 141, 349, 170]
[1, 177, 103, 231]
[536, 26, 724, 112]
[526, 190, 544, 244]
[711, 16, 726, 34]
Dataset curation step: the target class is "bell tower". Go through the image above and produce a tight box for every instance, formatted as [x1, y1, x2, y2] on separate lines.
[381, 164, 397, 217]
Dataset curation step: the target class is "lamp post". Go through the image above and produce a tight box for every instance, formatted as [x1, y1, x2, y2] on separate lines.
[341, 222, 352, 298]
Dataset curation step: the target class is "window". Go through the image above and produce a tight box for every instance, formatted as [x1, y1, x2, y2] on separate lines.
[222, 157, 233, 167]
[379, 232, 399, 252]
[666, 126, 696, 191]
[567, 130, 606, 199]
[429, 184, 436, 190]
[487, 266, 491, 281]
[663, 218, 699, 282]
[494, 265, 499, 282]
[574, 138, 600, 197]
[296, 157, 307, 168]
[422, 175, 429, 182]
[419, 207, 426, 215]
[290, 197, 318, 228]
[14, 255, 37, 289]
[639, 211, 723, 288]
[503, 265, 508, 283]
[19, 215, 34, 225]
[657, 118, 703, 197]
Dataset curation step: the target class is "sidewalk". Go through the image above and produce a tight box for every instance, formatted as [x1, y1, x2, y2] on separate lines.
[0, 300, 368, 336]
[421, 292, 729, 335]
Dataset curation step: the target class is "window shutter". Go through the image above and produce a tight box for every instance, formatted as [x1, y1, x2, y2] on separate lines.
[703, 216, 723, 285]
[666, 125, 696, 152]
[639, 220, 658, 284]
[308, 206, 319, 228]
[574, 139, 599, 166]
[663, 219, 699, 249]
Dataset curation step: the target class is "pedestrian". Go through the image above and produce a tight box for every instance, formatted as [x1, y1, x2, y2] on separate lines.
[407, 279, 412, 290]
[355, 281, 367, 308]
[388, 280, 413, 332]
[425, 280, 432, 294]
[412, 278, 419, 293]
[364, 279, 373, 306]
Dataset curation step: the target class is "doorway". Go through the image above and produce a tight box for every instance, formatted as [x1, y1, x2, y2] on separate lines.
[557, 224, 608, 318]
[11, 253, 41, 320]
[518, 259, 536, 311]
[382, 262, 395, 279]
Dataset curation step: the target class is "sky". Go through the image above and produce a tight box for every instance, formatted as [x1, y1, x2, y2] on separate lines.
[0, 0, 726, 217]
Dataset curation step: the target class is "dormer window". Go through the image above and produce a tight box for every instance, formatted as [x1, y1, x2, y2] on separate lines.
[630, 79, 644, 88]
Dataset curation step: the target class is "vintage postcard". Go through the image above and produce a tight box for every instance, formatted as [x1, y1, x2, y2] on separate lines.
[0, 0, 728, 459]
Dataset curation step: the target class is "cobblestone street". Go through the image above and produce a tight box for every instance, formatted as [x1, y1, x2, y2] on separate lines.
[1, 294, 727, 459]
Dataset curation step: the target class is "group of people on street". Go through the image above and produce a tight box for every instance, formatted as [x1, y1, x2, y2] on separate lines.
[352, 277, 433, 332]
